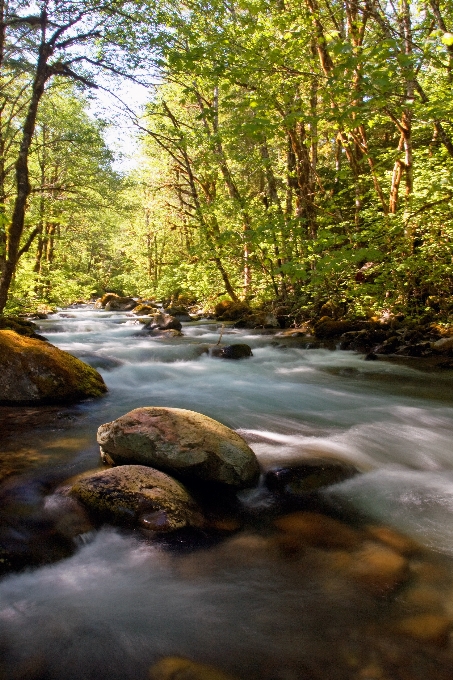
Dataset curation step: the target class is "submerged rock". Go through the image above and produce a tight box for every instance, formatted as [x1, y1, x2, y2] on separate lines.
[265, 459, 360, 495]
[347, 541, 409, 595]
[70, 465, 203, 531]
[97, 407, 260, 488]
[0, 330, 107, 404]
[274, 511, 361, 550]
[209, 344, 253, 360]
[149, 657, 239, 680]
[69, 351, 123, 371]
[365, 525, 420, 556]
[393, 613, 452, 646]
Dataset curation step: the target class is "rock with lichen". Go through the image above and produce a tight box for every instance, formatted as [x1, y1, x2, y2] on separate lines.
[97, 407, 260, 488]
[0, 330, 107, 404]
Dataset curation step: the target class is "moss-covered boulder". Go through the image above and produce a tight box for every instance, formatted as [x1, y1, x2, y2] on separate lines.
[214, 300, 251, 321]
[70, 465, 204, 531]
[0, 315, 44, 339]
[97, 407, 260, 488]
[96, 293, 137, 311]
[314, 317, 364, 339]
[0, 330, 107, 404]
[133, 303, 159, 316]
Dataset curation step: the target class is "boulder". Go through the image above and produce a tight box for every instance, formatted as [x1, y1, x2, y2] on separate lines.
[432, 337, 453, 354]
[70, 465, 203, 531]
[209, 344, 253, 360]
[374, 335, 401, 354]
[96, 292, 120, 307]
[314, 317, 364, 339]
[214, 300, 251, 321]
[97, 407, 260, 488]
[142, 312, 182, 332]
[149, 657, 239, 680]
[0, 330, 107, 404]
[265, 459, 360, 495]
[164, 305, 193, 321]
[339, 328, 389, 352]
[133, 304, 159, 316]
[104, 295, 137, 311]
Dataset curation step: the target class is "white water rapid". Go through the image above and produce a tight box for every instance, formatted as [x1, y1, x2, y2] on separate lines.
[1, 306, 453, 680]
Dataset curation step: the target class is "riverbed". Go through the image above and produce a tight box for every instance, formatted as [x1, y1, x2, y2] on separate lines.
[1, 306, 453, 679]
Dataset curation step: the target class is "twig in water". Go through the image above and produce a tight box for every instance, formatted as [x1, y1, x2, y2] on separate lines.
[216, 324, 225, 345]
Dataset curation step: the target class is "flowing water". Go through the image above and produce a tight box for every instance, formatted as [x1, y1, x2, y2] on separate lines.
[2, 307, 453, 679]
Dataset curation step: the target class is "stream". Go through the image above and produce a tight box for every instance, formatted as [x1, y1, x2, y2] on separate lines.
[2, 306, 453, 679]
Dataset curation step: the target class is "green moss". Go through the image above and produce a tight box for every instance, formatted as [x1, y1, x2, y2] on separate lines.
[0, 330, 107, 403]
[0, 315, 42, 338]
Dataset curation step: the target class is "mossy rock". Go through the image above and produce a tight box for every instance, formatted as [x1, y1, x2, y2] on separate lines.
[314, 317, 364, 339]
[0, 330, 107, 404]
[214, 300, 252, 321]
[105, 295, 137, 311]
[70, 465, 204, 531]
[0, 315, 44, 339]
[133, 304, 159, 315]
[98, 292, 119, 307]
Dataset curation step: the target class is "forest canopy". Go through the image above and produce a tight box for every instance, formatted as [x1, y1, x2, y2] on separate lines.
[2, 0, 453, 320]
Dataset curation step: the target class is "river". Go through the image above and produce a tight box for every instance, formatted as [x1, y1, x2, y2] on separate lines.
[1, 306, 453, 679]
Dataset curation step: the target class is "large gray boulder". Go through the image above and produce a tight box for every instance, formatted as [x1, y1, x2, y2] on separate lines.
[97, 407, 260, 488]
[70, 464, 203, 531]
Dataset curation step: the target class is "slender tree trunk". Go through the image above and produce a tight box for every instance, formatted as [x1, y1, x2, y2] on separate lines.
[0, 30, 51, 313]
[389, 133, 405, 214]
[34, 126, 47, 280]
[260, 140, 287, 297]
[0, 0, 7, 277]
[193, 85, 251, 297]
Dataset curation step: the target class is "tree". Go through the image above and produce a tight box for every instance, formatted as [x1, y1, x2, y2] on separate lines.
[0, 0, 144, 313]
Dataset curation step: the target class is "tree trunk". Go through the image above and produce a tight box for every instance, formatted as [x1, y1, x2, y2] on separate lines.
[0, 0, 6, 276]
[0, 35, 51, 313]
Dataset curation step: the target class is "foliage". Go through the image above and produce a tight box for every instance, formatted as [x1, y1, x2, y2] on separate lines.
[3, 0, 453, 319]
